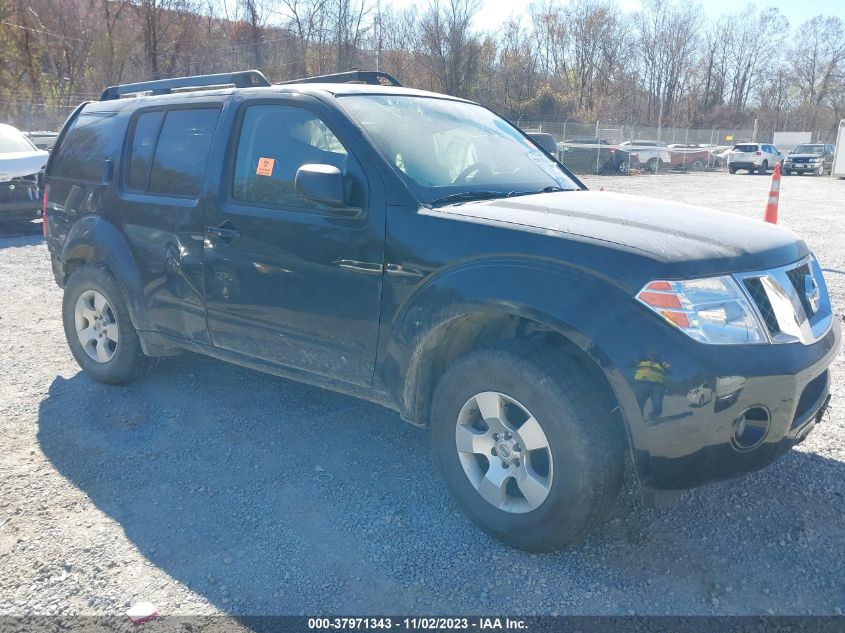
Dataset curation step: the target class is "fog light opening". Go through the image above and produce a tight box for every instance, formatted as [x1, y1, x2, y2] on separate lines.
[731, 407, 770, 451]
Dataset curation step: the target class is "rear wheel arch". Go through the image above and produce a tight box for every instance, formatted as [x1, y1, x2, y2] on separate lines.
[60, 217, 149, 331]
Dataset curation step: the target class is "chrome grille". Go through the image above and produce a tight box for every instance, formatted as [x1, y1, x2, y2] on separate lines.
[734, 256, 832, 345]
[786, 262, 812, 316]
[743, 277, 780, 335]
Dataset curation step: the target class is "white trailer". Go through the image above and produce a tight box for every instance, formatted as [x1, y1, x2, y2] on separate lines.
[834, 120, 845, 178]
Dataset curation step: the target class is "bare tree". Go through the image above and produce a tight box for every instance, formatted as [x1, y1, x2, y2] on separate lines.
[418, 0, 483, 98]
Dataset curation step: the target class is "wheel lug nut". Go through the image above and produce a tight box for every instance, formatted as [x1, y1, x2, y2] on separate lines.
[491, 448, 497, 456]
[492, 433, 500, 440]
[513, 459, 520, 467]
[513, 444, 521, 452]
[504, 432, 511, 440]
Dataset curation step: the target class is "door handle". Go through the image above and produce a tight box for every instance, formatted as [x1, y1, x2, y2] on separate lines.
[207, 224, 241, 243]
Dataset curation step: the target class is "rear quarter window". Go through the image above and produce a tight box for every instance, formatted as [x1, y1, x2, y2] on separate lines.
[50, 111, 122, 182]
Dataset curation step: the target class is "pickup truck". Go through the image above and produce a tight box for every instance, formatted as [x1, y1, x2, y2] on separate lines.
[43, 70, 840, 551]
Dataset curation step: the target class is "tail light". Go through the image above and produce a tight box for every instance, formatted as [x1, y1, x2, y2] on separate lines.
[755, 151, 762, 156]
[41, 184, 49, 238]
[609, 147, 616, 154]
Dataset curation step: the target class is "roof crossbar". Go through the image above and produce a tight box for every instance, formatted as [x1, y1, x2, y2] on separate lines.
[282, 70, 401, 87]
[100, 70, 271, 101]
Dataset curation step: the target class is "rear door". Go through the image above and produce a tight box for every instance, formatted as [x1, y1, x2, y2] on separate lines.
[202, 97, 386, 386]
[118, 105, 222, 341]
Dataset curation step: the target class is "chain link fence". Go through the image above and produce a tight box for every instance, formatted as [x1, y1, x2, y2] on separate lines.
[512, 115, 836, 176]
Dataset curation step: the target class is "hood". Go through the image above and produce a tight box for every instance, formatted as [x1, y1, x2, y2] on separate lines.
[435, 191, 807, 277]
[787, 153, 823, 159]
[0, 150, 49, 181]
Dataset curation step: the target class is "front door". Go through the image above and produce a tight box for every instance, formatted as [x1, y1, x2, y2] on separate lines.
[203, 99, 385, 386]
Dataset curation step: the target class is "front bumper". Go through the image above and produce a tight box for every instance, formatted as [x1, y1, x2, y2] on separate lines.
[0, 200, 41, 221]
[0, 179, 41, 221]
[785, 162, 822, 172]
[597, 301, 840, 494]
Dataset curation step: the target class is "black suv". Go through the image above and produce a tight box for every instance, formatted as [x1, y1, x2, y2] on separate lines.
[783, 143, 835, 176]
[44, 70, 840, 552]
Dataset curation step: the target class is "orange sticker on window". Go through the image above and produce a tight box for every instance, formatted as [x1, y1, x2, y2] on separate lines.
[256, 157, 275, 177]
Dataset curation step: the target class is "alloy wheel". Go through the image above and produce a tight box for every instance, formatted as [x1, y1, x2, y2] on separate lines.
[455, 391, 554, 514]
[74, 289, 119, 363]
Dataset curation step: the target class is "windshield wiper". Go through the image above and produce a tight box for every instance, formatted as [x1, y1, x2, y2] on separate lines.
[508, 186, 570, 197]
[429, 191, 507, 207]
[429, 186, 570, 207]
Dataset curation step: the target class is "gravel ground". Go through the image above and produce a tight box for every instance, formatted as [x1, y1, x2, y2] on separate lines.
[0, 171, 843, 618]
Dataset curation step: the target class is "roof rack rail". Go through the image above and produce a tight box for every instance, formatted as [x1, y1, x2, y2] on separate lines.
[281, 70, 401, 87]
[100, 70, 271, 101]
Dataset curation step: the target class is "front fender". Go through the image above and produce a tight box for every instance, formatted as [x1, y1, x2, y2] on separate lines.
[61, 215, 150, 331]
[384, 256, 643, 439]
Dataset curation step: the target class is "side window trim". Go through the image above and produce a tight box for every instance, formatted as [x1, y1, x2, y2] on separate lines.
[122, 103, 222, 199]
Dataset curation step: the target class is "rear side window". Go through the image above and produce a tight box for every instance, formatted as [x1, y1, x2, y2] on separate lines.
[129, 111, 164, 189]
[126, 107, 220, 197]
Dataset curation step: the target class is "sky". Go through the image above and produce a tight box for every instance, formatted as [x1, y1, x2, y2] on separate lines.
[386, 0, 845, 34]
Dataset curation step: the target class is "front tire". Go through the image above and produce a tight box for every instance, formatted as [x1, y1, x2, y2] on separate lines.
[62, 265, 150, 384]
[430, 345, 624, 552]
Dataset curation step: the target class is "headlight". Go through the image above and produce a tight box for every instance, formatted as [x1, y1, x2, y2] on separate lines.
[636, 277, 767, 344]
[809, 157, 822, 162]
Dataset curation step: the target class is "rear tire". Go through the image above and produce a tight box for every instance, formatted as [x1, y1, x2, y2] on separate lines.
[691, 159, 705, 171]
[758, 160, 768, 174]
[430, 344, 624, 552]
[62, 265, 151, 384]
[729, 166, 737, 174]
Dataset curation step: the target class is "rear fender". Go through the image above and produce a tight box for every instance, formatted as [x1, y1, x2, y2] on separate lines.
[61, 215, 150, 331]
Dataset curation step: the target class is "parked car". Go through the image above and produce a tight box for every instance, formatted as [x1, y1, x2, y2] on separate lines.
[667, 144, 711, 170]
[26, 130, 59, 151]
[783, 144, 835, 176]
[727, 143, 782, 174]
[0, 123, 48, 222]
[558, 138, 634, 175]
[710, 145, 732, 168]
[44, 70, 839, 552]
[618, 139, 670, 172]
[527, 132, 558, 155]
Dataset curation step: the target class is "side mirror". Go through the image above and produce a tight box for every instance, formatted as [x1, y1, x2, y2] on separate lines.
[295, 164, 344, 207]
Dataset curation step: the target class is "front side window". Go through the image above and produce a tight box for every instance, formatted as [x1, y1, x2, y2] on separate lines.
[127, 107, 220, 197]
[231, 104, 356, 210]
[339, 95, 577, 204]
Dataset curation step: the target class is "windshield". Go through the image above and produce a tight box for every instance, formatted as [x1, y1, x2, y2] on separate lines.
[339, 95, 578, 204]
[0, 125, 37, 153]
[792, 145, 824, 154]
[733, 144, 758, 152]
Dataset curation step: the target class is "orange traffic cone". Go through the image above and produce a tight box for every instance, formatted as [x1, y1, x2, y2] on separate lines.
[764, 163, 781, 224]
